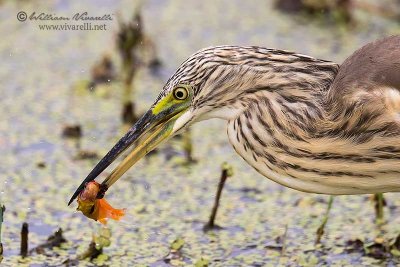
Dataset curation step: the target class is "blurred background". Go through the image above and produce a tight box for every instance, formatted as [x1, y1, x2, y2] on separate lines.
[1, 0, 400, 266]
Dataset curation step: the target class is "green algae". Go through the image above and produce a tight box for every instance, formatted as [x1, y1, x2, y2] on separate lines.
[1, 0, 400, 266]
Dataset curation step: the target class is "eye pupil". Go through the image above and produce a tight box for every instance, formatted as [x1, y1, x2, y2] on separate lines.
[174, 87, 188, 100]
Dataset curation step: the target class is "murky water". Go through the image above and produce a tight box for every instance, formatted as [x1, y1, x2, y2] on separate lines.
[1, 0, 400, 266]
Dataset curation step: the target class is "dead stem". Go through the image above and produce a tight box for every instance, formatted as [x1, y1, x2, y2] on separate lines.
[182, 129, 196, 163]
[204, 163, 234, 231]
[20, 222, 29, 258]
[0, 205, 4, 263]
[374, 193, 386, 224]
[315, 196, 334, 245]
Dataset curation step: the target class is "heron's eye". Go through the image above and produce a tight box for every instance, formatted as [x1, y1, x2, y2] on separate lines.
[173, 87, 189, 100]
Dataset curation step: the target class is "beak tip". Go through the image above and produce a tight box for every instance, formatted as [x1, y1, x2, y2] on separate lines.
[67, 193, 78, 206]
[68, 184, 85, 206]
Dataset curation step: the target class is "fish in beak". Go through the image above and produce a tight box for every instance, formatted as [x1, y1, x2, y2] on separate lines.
[68, 85, 193, 206]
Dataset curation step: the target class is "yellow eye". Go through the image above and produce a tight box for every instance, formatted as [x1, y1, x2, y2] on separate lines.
[173, 87, 189, 100]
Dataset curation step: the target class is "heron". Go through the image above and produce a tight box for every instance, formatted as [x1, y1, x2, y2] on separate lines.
[69, 36, 400, 228]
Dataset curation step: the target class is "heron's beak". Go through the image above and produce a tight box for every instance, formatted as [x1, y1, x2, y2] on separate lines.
[68, 107, 186, 205]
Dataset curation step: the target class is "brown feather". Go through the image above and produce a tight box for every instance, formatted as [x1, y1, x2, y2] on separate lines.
[330, 35, 400, 99]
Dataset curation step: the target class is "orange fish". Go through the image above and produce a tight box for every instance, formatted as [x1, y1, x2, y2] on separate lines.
[77, 181, 125, 224]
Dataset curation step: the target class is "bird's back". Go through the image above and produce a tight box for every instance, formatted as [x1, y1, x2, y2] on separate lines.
[324, 36, 400, 143]
[329, 35, 400, 103]
[227, 36, 400, 195]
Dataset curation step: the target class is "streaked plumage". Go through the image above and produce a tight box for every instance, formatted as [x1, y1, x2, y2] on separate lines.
[159, 35, 400, 194]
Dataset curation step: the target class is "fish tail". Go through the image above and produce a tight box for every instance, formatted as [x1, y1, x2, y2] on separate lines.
[97, 199, 125, 222]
